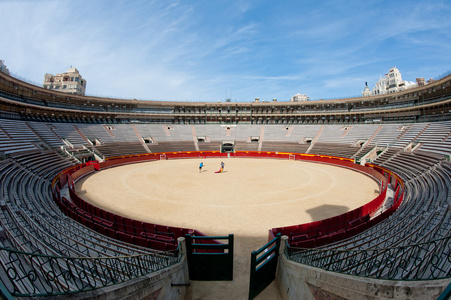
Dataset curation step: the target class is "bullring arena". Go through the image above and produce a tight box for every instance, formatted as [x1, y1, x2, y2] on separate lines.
[1, 69, 451, 300]
[76, 158, 380, 299]
[76, 158, 379, 236]
[75, 157, 379, 299]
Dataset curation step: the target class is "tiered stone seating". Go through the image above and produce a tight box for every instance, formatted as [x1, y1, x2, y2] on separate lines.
[0, 119, 41, 155]
[416, 121, 451, 157]
[235, 141, 260, 151]
[390, 123, 428, 149]
[194, 125, 225, 141]
[2, 118, 451, 296]
[0, 119, 41, 143]
[316, 124, 379, 145]
[0, 150, 180, 296]
[51, 123, 88, 145]
[28, 121, 65, 148]
[308, 142, 359, 158]
[368, 124, 402, 147]
[197, 141, 222, 151]
[93, 142, 148, 157]
[148, 141, 196, 152]
[287, 152, 451, 280]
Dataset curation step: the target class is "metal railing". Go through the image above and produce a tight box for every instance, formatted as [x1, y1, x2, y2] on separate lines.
[286, 160, 451, 281]
[286, 235, 451, 280]
[0, 245, 180, 297]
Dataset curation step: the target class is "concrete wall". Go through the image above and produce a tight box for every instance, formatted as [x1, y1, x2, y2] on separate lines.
[52, 238, 190, 300]
[276, 237, 450, 300]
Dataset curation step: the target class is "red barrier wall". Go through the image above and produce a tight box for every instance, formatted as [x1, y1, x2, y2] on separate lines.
[52, 150, 403, 250]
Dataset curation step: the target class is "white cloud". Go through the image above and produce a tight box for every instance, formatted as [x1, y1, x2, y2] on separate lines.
[1, 0, 450, 102]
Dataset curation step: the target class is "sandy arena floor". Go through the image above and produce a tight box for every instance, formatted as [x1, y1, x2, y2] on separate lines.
[75, 157, 380, 299]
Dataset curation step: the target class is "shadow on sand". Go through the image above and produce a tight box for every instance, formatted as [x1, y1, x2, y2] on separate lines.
[306, 204, 350, 221]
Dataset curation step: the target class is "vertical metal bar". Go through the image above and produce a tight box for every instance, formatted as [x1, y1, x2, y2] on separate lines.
[229, 234, 234, 279]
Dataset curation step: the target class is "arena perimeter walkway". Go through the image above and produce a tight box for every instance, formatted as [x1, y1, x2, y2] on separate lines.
[76, 158, 380, 300]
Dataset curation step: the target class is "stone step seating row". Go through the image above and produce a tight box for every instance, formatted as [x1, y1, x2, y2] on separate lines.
[288, 154, 451, 280]
[28, 121, 65, 148]
[372, 148, 399, 165]
[92, 142, 148, 158]
[76, 123, 123, 144]
[320, 168, 449, 252]
[2, 120, 448, 162]
[1, 157, 156, 256]
[260, 141, 309, 153]
[107, 124, 145, 143]
[316, 125, 379, 145]
[308, 142, 359, 158]
[390, 123, 428, 149]
[0, 120, 41, 156]
[415, 121, 451, 157]
[0, 155, 177, 296]
[286, 125, 323, 142]
[273, 180, 393, 249]
[347, 168, 450, 279]
[191, 125, 224, 141]
[262, 125, 311, 142]
[0, 204, 174, 296]
[9, 150, 77, 179]
[229, 125, 263, 140]
[0, 141, 39, 155]
[368, 124, 402, 147]
[197, 141, 221, 152]
[234, 141, 259, 152]
[1, 159, 150, 256]
[133, 124, 159, 140]
[51, 123, 87, 145]
[380, 152, 440, 180]
[152, 125, 193, 142]
[355, 125, 401, 158]
[0, 119, 41, 143]
[65, 182, 193, 251]
[147, 141, 197, 153]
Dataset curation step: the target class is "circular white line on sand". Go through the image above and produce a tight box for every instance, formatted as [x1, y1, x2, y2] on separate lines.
[76, 158, 379, 236]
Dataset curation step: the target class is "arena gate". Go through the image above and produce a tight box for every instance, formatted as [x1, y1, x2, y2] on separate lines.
[249, 233, 281, 300]
[185, 234, 234, 281]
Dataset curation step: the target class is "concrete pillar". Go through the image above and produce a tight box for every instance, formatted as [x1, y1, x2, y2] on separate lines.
[280, 235, 288, 255]
[177, 237, 186, 256]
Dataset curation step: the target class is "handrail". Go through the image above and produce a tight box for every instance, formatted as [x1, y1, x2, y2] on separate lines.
[0, 245, 181, 297]
[284, 159, 451, 281]
[437, 280, 451, 300]
[286, 234, 451, 280]
[0, 280, 14, 300]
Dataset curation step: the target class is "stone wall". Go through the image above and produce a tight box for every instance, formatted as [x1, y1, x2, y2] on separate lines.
[276, 236, 450, 300]
[51, 238, 190, 300]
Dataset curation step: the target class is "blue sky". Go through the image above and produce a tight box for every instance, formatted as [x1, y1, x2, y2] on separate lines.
[1, 0, 451, 102]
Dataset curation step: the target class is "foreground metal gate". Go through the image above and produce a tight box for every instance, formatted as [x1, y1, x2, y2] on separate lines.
[249, 233, 281, 300]
[185, 234, 234, 281]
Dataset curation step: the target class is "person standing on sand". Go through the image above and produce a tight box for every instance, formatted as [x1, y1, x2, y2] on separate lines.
[199, 162, 203, 173]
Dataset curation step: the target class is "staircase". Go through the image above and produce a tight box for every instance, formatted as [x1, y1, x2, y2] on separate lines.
[25, 123, 51, 149]
[192, 126, 199, 151]
[258, 126, 265, 151]
[306, 126, 324, 153]
[103, 125, 116, 137]
[352, 125, 383, 159]
[341, 126, 352, 138]
[73, 125, 92, 145]
[285, 126, 294, 137]
[131, 125, 151, 153]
